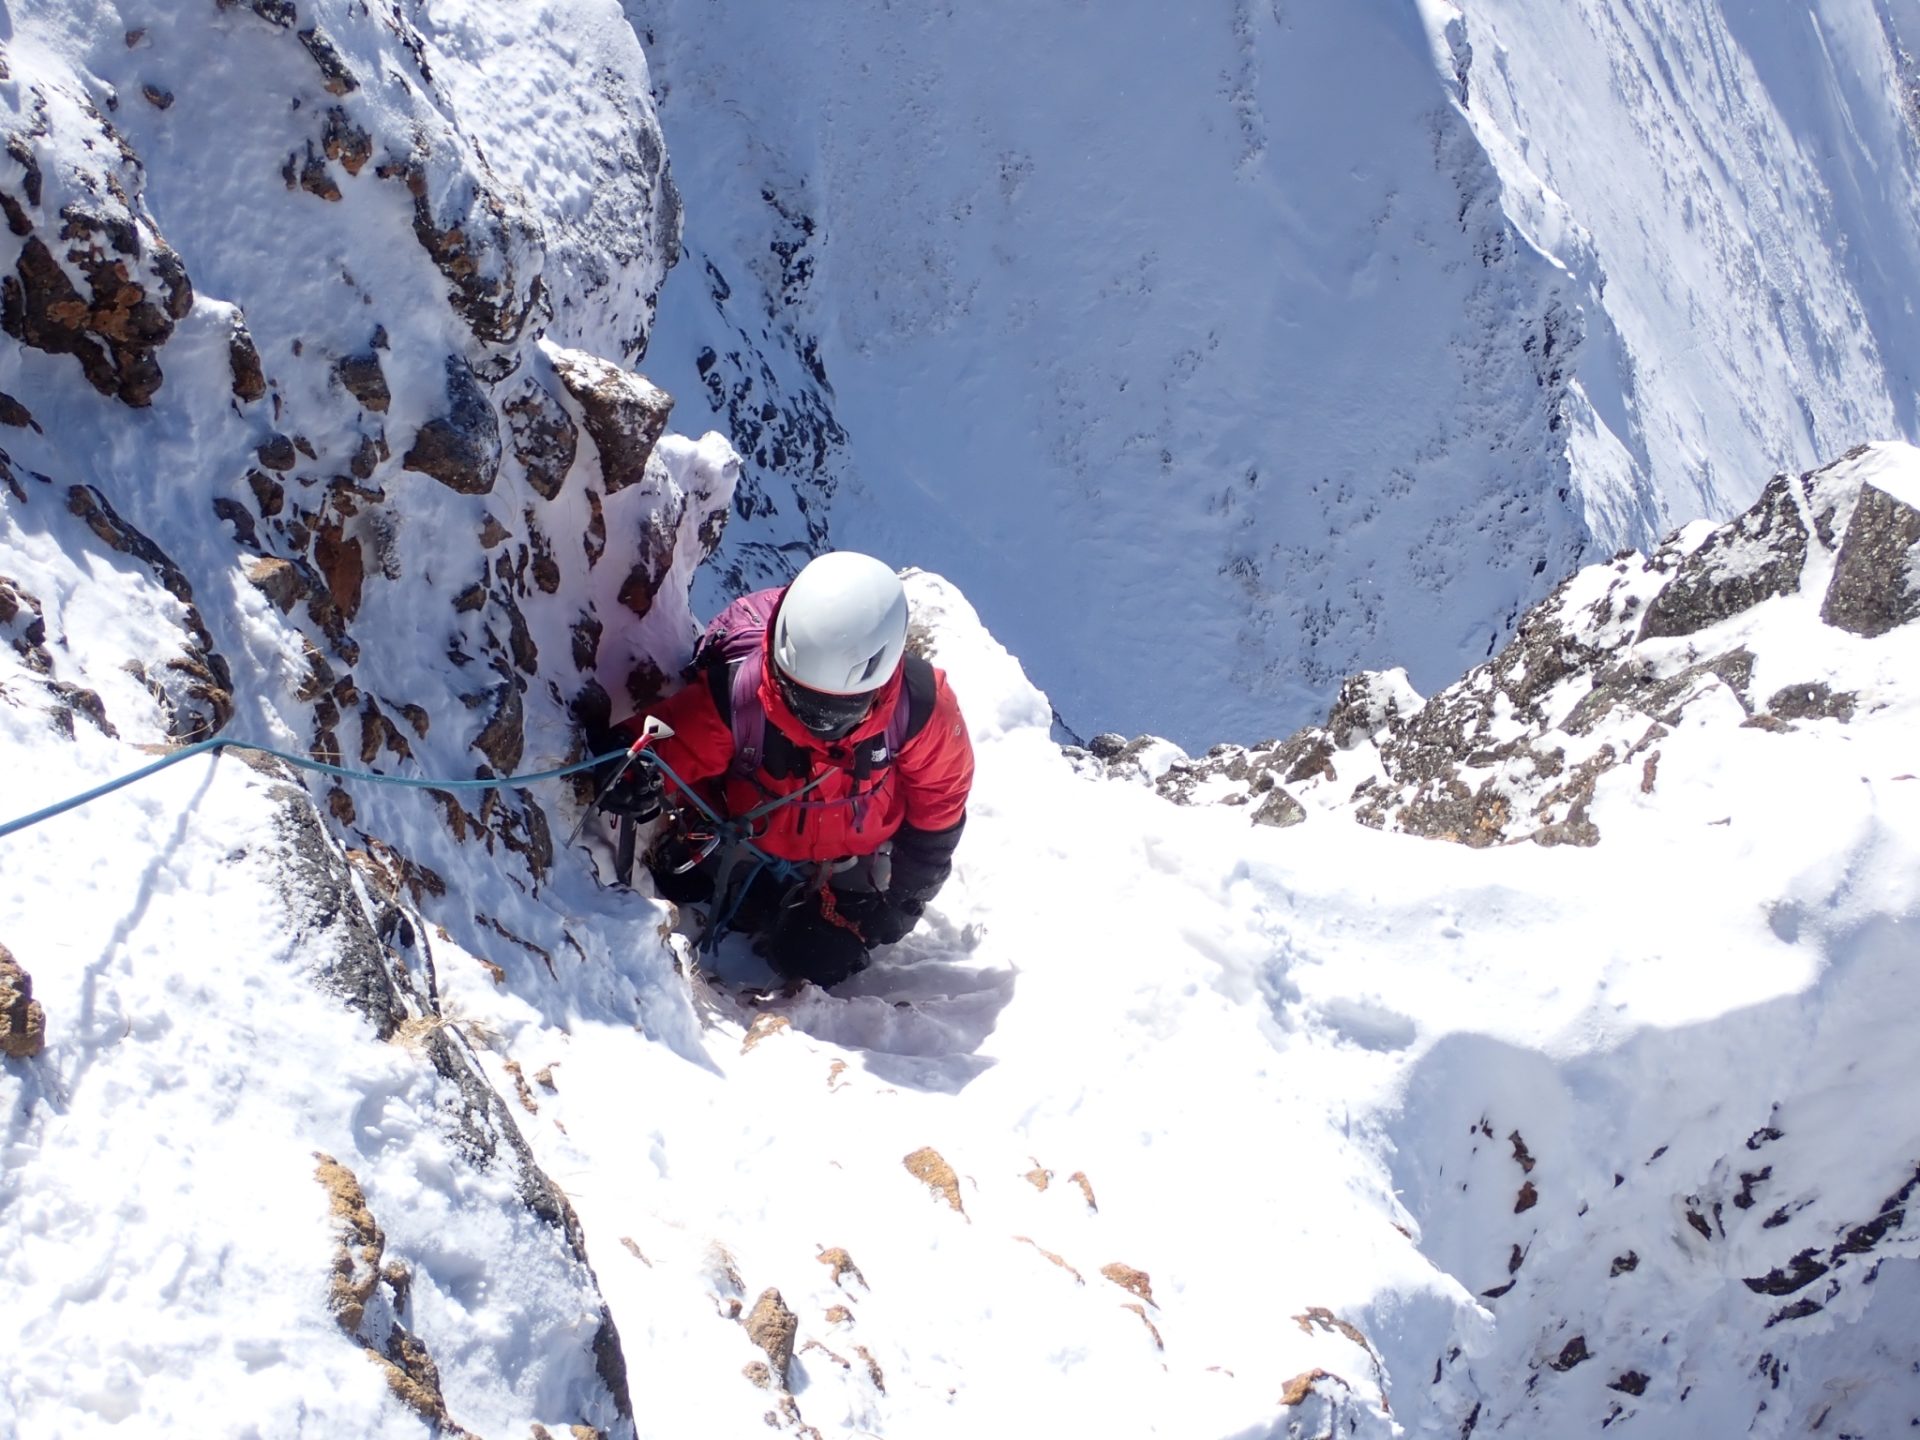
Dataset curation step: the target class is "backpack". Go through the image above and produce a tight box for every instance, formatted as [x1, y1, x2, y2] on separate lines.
[689, 588, 937, 785]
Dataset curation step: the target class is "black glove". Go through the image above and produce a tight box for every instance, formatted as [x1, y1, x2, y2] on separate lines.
[596, 759, 663, 821]
[863, 898, 920, 946]
[832, 890, 920, 947]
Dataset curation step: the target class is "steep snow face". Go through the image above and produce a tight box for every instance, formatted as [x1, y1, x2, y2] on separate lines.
[628, 0, 1599, 746]
[1448, 0, 1920, 539]
[627, 0, 1920, 747]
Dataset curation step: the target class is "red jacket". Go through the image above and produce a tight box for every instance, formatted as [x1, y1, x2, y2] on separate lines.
[622, 614, 973, 871]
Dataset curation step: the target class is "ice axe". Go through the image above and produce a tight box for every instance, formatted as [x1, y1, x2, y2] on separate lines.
[567, 714, 675, 850]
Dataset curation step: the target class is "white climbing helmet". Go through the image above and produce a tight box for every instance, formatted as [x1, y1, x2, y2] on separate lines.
[773, 551, 910, 697]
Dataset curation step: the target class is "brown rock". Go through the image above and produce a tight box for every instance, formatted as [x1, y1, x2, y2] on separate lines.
[257, 433, 298, 472]
[335, 352, 390, 413]
[1100, 1262, 1155, 1307]
[1, 945, 48, 1059]
[743, 1288, 798, 1382]
[1123, 1302, 1164, 1350]
[389, 155, 540, 344]
[471, 682, 524, 774]
[503, 375, 579, 500]
[313, 522, 365, 621]
[403, 358, 500, 494]
[548, 347, 673, 494]
[527, 516, 561, 594]
[380, 1327, 454, 1425]
[571, 613, 603, 673]
[1068, 1170, 1099, 1212]
[213, 497, 259, 548]
[67, 485, 195, 602]
[348, 433, 386, 481]
[584, 490, 606, 567]
[1013, 1236, 1082, 1283]
[816, 1247, 866, 1289]
[741, 1013, 790, 1053]
[246, 556, 308, 612]
[298, 150, 342, 202]
[0, 391, 37, 430]
[1279, 1369, 1343, 1407]
[315, 1152, 384, 1333]
[1547, 1335, 1591, 1371]
[0, 182, 191, 408]
[323, 107, 372, 176]
[299, 26, 359, 95]
[246, 468, 284, 517]
[904, 1147, 964, 1213]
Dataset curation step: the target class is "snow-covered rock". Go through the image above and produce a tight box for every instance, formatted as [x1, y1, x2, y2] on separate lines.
[1081, 442, 1920, 855]
[0, 4, 719, 1434]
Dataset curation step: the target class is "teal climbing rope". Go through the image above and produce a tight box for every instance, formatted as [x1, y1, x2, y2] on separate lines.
[0, 736, 630, 842]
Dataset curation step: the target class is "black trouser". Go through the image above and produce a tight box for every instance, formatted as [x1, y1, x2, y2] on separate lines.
[648, 841, 881, 988]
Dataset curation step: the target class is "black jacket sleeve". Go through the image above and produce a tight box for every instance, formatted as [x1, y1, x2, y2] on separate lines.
[887, 816, 965, 912]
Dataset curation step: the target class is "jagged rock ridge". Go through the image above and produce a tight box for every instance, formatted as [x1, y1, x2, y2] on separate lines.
[1080, 443, 1920, 851]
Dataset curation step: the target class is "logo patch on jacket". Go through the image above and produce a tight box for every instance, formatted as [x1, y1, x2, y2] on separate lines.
[870, 743, 890, 764]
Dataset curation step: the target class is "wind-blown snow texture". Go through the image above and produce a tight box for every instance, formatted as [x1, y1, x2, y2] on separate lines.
[628, 0, 1920, 746]
[4, 3, 1920, 1439]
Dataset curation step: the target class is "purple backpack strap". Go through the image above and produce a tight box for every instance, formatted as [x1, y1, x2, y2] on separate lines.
[690, 589, 783, 777]
[727, 649, 766, 776]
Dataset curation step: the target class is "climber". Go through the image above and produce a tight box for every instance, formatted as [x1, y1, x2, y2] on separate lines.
[590, 551, 974, 988]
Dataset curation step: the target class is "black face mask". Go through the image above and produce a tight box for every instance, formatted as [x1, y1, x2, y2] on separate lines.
[778, 674, 874, 740]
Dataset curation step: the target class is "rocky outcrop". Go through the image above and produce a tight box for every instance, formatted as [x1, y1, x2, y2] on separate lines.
[744, 1288, 799, 1383]
[315, 1152, 472, 1436]
[262, 784, 632, 1423]
[0, 944, 47, 1060]
[1820, 481, 1920, 637]
[1073, 445, 1920, 849]
[384, 152, 544, 346]
[64, 485, 234, 738]
[1, 91, 192, 408]
[503, 373, 579, 501]
[334, 352, 390, 414]
[1637, 473, 1808, 640]
[227, 316, 267, 402]
[548, 347, 673, 494]
[403, 357, 500, 494]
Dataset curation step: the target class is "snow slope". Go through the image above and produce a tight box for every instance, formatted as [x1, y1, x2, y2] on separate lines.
[628, 0, 1920, 746]
[9, 350, 1920, 1440]
[4, 4, 1920, 1438]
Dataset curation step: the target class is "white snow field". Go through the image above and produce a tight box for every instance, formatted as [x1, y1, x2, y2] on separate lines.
[628, 0, 1920, 745]
[2, 1, 1919, 1437]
